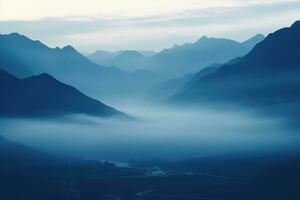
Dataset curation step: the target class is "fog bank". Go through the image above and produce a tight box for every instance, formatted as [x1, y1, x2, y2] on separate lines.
[0, 105, 299, 162]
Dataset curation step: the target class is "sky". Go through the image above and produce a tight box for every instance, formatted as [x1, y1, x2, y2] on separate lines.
[0, 0, 300, 52]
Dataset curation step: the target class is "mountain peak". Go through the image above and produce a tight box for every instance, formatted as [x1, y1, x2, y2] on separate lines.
[37, 73, 55, 79]
[0, 32, 29, 41]
[25, 73, 58, 83]
[0, 69, 123, 117]
[118, 50, 144, 58]
[252, 34, 265, 39]
[62, 45, 76, 52]
[291, 20, 300, 28]
[94, 50, 107, 54]
[200, 36, 208, 40]
[8, 32, 22, 37]
[242, 34, 265, 49]
[197, 36, 209, 42]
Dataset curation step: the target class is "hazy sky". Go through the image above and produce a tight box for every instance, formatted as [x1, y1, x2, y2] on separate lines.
[0, 0, 300, 52]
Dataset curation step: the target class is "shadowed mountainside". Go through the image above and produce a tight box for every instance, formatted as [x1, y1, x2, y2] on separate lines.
[171, 21, 300, 122]
[0, 69, 124, 117]
[0, 33, 162, 100]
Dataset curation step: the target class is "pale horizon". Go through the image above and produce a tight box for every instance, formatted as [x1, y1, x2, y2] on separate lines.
[1, 0, 300, 52]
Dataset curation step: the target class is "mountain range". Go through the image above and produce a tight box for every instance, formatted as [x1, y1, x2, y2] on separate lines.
[0, 69, 123, 117]
[0, 32, 265, 103]
[171, 21, 300, 122]
[86, 50, 156, 72]
[0, 33, 162, 101]
[87, 34, 265, 78]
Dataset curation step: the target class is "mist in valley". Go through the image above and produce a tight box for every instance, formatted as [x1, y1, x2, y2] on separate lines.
[1, 103, 299, 163]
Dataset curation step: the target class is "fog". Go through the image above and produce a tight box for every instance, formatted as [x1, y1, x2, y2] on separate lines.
[1, 105, 299, 162]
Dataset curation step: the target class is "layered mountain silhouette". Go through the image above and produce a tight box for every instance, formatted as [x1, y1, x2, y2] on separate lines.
[149, 73, 195, 101]
[88, 35, 265, 78]
[86, 50, 121, 64]
[87, 50, 155, 64]
[150, 63, 221, 101]
[0, 69, 123, 117]
[88, 50, 150, 72]
[149, 34, 265, 78]
[183, 63, 221, 89]
[242, 34, 265, 49]
[0, 33, 163, 100]
[171, 21, 300, 121]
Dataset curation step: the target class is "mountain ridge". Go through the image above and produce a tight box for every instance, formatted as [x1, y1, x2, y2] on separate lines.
[170, 21, 300, 122]
[0, 68, 124, 117]
[87, 34, 265, 78]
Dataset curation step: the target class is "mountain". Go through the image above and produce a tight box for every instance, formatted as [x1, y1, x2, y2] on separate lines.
[149, 73, 195, 101]
[149, 34, 265, 78]
[138, 50, 156, 57]
[88, 50, 150, 72]
[86, 35, 264, 78]
[105, 50, 147, 71]
[0, 33, 163, 100]
[0, 69, 123, 117]
[87, 50, 155, 64]
[86, 50, 121, 64]
[171, 21, 300, 121]
[0, 33, 121, 92]
[242, 34, 266, 49]
[149, 63, 222, 101]
[183, 63, 221, 89]
[87, 50, 156, 71]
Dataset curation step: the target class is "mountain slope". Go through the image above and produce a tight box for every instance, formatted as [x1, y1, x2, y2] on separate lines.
[242, 34, 266, 50]
[86, 35, 264, 78]
[105, 50, 147, 71]
[150, 36, 247, 78]
[87, 50, 121, 64]
[149, 73, 195, 101]
[149, 63, 221, 101]
[171, 21, 300, 120]
[0, 33, 124, 94]
[88, 50, 149, 72]
[0, 33, 164, 100]
[0, 69, 123, 117]
[183, 63, 221, 89]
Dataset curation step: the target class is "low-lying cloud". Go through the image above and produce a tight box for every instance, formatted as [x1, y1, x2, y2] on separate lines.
[1, 105, 299, 162]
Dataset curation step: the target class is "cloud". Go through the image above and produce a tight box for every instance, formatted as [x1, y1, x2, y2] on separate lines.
[0, 0, 299, 51]
[0, 0, 247, 21]
[1, 105, 299, 161]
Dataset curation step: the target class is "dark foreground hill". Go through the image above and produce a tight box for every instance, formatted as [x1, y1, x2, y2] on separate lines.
[0, 69, 124, 117]
[1, 135, 300, 200]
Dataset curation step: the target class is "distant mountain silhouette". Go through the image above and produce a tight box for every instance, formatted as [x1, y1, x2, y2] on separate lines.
[0, 69, 124, 117]
[0, 33, 162, 100]
[149, 63, 222, 101]
[87, 50, 156, 68]
[150, 35, 265, 78]
[88, 50, 150, 72]
[183, 63, 221, 89]
[106, 51, 147, 72]
[87, 50, 121, 65]
[87, 35, 264, 78]
[242, 34, 266, 50]
[171, 21, 300, 122]
[149, 73, 195, 101]
[138, 50, 156, 57]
